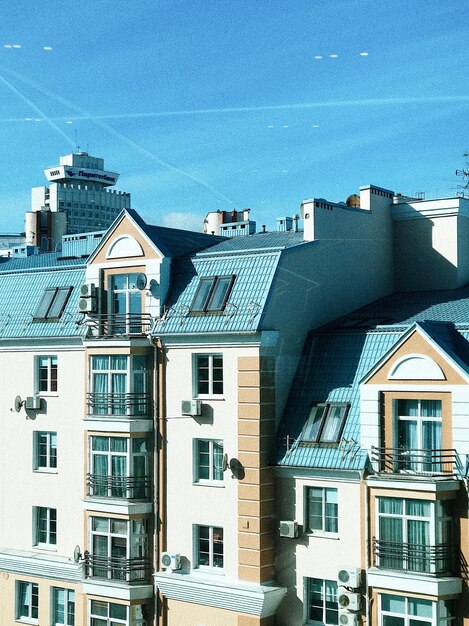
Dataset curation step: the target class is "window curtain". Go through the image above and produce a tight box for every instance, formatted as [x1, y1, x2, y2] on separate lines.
[321, 405, 346, 442]
[54, 588, 65, 624]
[92, 437, 109, 497]
[407, 500, 430, 573]
[92, 356, 109, 415]
[213, 442, 224, 480]
[379, 498, 404, 569]
[325, 489, 338, 533]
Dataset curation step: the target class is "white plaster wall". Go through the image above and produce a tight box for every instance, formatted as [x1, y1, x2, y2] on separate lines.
[359, 386, 381, 450]
[0, 346, 85, 558]
[163, 341, 259, 580]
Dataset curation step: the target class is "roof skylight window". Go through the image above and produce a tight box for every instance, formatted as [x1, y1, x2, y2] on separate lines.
[34, 287, 73, 321]
[191, 276, 235, 313]
[301, 402, 349, 444]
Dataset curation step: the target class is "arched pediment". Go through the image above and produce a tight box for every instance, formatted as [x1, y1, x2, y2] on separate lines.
[106, 235, 144, 259]
[388, 354, 445, 380]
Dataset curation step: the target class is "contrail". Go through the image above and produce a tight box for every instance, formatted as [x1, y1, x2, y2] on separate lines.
[1, 94, 467, 123]
[0, 74, 75, 147]
[0, 66, 235, 205]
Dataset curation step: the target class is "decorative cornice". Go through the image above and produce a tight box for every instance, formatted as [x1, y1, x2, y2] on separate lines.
[0, 550, 83, 582]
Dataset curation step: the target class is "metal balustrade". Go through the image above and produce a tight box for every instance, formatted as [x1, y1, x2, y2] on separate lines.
[84, 313, 153, 337]
[370, 446, 463, 476]
[84, 553, 151, 583]
[87, 474, 150, 499]
[373, 537, 457, 575]
[87, 392, 152, 417]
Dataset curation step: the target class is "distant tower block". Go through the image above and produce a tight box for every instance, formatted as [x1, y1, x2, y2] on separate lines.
[26, 151, 131, 250]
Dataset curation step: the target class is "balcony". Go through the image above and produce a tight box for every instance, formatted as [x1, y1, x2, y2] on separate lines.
[373, 538, 458, 576]
[370, 447, 464, 477]
[87, 474, 151, 500]
[84, 553, 151, 583]
[87, 392, 152, 418]
[84, 313, 153, 338]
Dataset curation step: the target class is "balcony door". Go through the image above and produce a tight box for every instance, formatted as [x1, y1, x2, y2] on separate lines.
[109, 273, 142, 334]
[396, 400, 442, 472]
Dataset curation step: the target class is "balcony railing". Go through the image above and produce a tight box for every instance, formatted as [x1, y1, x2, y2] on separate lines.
[84, 313, 153, 337]
[84, 553, 151, 583]
[87, 474, 151, 500]
[370, 446, 464, 476]
[373, 538, 457, 575]
[87, 392, 152, 418]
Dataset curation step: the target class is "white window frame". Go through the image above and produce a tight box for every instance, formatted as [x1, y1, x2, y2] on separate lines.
[304, 486, 338, 535]
[89, 436, 149, 499]
[194, 524, 224, 571]
[193, 354, 224, 397]
[108, 273, 143, 334]
[51, 587, 75, 626]
[378, 594, 454, 626]
[305, 577, 338, 625]
[16, 580, 39, 624]
[89, 599, 128, 626]
[193, 439, 224, 485]
[33, 431, 57, 472]
[35, 355, 58, 395]
[393, 399, 442, 472]
[33, 506, 57, 549]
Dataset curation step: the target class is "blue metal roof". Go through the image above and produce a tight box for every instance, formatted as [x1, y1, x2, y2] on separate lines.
[277, 284, 469, 470]
[0, 254, 86, 339]
[196, 230, 306, 255]
[156, 251, 282, 335]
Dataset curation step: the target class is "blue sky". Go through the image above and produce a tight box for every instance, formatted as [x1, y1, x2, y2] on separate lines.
[0, 0, 467, 232]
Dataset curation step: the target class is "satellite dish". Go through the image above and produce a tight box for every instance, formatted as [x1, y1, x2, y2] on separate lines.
[14, 396, 24, 412]
[73, 545, 82, 563]
[136, 273, 147, 291]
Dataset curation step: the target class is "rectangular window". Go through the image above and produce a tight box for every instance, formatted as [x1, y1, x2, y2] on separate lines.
[395, 399, 442, 472]
[89, 436, 149, 499]
[306, 578, 338, 625]
[89, 600, 127, 626]
[34, 506, 57, 547]
[194, 354, 223, 396]
[109, 273, 143, 334]
[190, 275, 235, 313]
[34, 287, 72, 320]
[89, 355, 149, 416]
[16, 580, 39, 623]
[376, 497, 453, 574]
[305, 487, 338, 533]
[379, 594, 454, 626]
[36, 355, 58, 393]
[301, 403, 349, 443]
[33, 431, 57, 471]
[195, 525, 224, 570]
[194, 440, 224, 483]
[52, 588, 75, 626]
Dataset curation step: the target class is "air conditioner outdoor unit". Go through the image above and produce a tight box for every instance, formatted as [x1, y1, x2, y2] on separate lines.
[25, 396, 41, 410]
[160, 552, 181, 571]
[338, 567, 361, 589]
[181, 399, 202, 416]
[80, 283, 96, 297]
[78, 297, 97, 313]
[279, 520, 298, 538]
[338, 592, 362, 612]
[339, 610, 360, 626]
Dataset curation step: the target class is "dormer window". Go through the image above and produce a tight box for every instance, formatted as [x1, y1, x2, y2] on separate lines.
[190, 276, 235, 313]
[301, 402, 349, 444]
[34, 287, 73, 321]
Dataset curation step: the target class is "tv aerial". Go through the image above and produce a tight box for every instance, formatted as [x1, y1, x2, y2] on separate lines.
[456, 151, 469, 191]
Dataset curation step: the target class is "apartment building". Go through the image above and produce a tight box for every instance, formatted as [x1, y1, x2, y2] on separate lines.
[1, 176, 468, 626]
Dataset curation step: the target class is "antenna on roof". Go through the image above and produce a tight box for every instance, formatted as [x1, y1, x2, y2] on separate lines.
[456, 150, 469, 196]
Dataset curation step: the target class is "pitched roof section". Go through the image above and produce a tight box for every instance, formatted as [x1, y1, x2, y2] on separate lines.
[0, 254, 86, 340]
[156, 251, 282, 335]
[196, 230, 306, 256]
[126, 209, 225, 257]
[277, 284, 469, 470]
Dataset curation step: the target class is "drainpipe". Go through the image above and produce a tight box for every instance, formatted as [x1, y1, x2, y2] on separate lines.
[363, 469, 371, 626]
[154, 338, 167, 626]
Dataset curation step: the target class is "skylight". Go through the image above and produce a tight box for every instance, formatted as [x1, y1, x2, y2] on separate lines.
[301, 402, 349, 444]
[191, 276, 235, 313]
[34, 287, 73, 321]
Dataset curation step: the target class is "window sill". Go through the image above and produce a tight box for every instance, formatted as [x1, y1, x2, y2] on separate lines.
[33, 468, 58, 474]
[193, 481, 225, 488]
[36, 392, 58, 398]
[305, 532, 340, 540]
[194, 396, 225, 402]
[16, 619, 38, 625]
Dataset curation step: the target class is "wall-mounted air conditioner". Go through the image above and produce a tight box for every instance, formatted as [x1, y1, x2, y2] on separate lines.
[339, 610, 360, 626]
[25, 396, 41, 410]
[78, 297, 97, 313]
[181, 399, 202, 416]
[160, 552, 181, 571]
[338, 592, 362, 612]
[279, 520, 298, 538]
[338, 567, 361, 589]
[80, 283, 96, 298]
